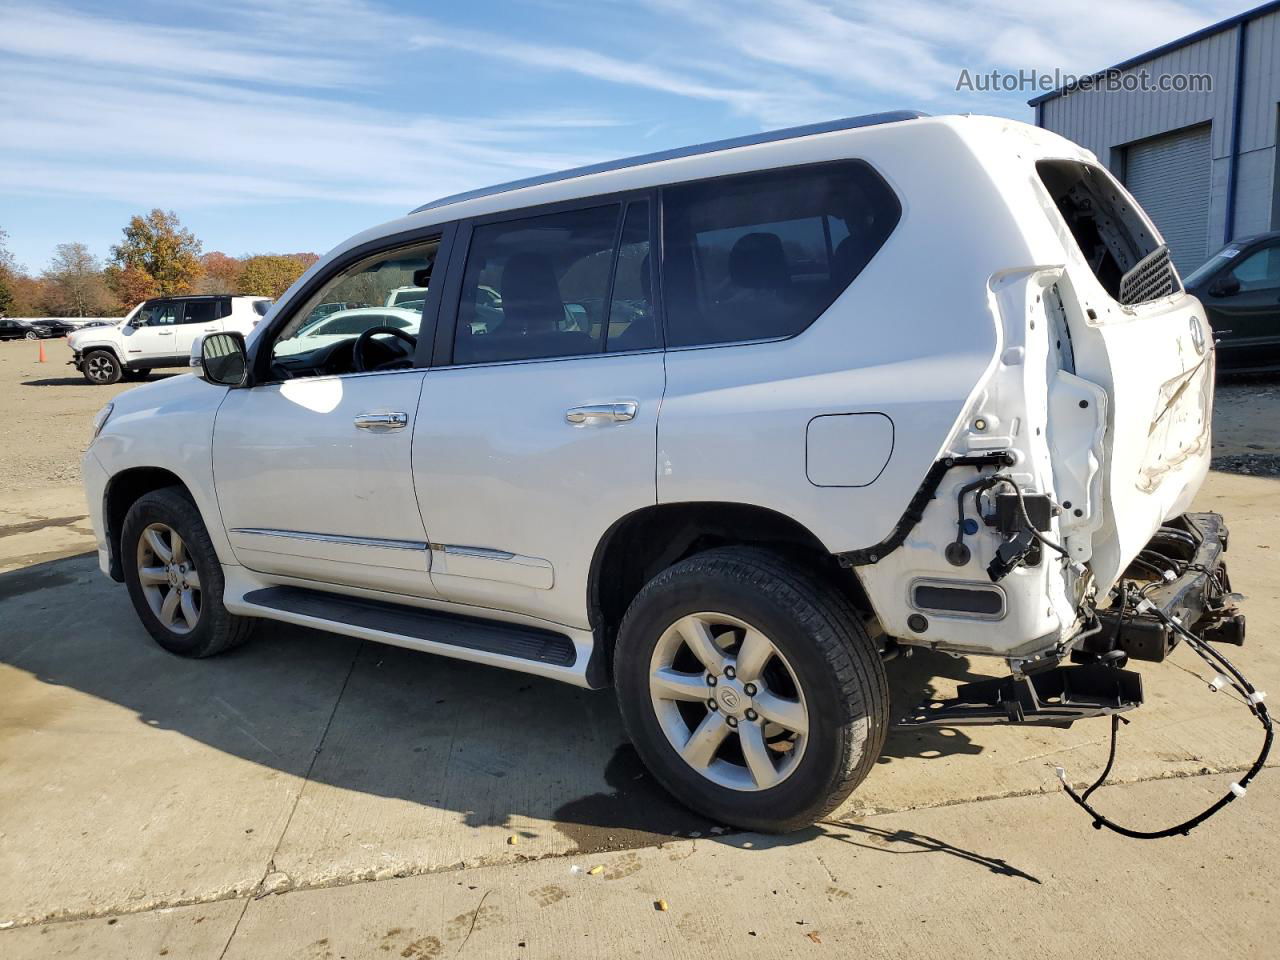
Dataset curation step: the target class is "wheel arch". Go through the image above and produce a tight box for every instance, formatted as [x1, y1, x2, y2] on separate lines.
[103, 467, 190, 581]
[586, 501, 874, 684]
[80, 341, 126, 363]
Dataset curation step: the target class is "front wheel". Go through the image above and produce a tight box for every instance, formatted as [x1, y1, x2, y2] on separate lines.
[614, 547, 889, 832]
[121, 487, 256, 657]
[25, 330, 39, 341]
[82, 350, 122, 384]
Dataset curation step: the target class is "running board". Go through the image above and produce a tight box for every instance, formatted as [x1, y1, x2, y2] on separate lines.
[243, 586, 579, 668]
[895, 663, 1144, 729]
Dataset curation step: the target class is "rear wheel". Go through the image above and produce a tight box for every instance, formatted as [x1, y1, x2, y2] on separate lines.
[121, 487, 256, 657]
[83, 350, 122, 385]
[614, 547, 889, 832]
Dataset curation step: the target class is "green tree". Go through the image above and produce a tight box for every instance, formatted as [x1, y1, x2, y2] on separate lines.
[108, 209, 203, 297]
[237, 254, 310, 298]
[41, 242, 118, 316]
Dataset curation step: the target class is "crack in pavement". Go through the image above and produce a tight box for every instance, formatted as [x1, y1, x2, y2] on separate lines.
[215, 638, 366, 960]
[4, 762, 1275, 935]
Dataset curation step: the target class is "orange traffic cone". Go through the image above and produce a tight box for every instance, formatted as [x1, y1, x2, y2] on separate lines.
[38, 340, 46, 363]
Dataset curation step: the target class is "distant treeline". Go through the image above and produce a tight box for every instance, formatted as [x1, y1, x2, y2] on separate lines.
[0, 211, 318, 318]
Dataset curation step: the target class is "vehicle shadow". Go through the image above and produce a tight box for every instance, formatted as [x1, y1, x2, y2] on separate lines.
[880, 649, 987, 762]
[1, 552, 986, 861]
[22, 373, 175, 387]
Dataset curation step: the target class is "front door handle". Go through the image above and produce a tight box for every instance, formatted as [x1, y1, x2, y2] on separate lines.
[354, 412, 408, 430]
[565, 401, 638, 424]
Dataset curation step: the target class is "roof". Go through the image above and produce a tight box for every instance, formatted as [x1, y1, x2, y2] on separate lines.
[1028, 0, 1280, 106]
[409, 110, 927, 215]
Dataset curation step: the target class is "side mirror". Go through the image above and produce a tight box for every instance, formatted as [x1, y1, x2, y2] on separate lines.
[1210, 275, 1241, 298]
[193, 331, 248, 386]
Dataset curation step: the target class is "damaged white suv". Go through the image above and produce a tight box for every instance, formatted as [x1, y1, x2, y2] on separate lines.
[82, 113, 1240, 831]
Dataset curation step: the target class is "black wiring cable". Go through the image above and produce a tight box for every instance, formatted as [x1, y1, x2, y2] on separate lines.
[1081, 714, 1130, 803]
[952, 473, 1074, 561]
[1128, 554, 1174, 581]
[1057, 585, 1272, 839]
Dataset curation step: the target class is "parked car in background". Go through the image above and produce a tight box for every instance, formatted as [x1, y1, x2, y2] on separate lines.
[84, 113, 1238, 832]
[273, 306, 422, 357]
[32, 318, 79, 337]
[0, 318, 59, 340]
[68, 294, 273, 384]
[1185, 231, 1280, 372]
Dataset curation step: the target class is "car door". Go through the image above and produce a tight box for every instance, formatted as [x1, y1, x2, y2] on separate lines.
[212, 236, 447, 598]
[413, 196, 664, 628]
[1200, 240, 1280, 370]
[175, 299, 224, 355]
[120, 299, 183, 365]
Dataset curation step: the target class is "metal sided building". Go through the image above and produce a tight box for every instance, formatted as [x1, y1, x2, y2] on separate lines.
[1030, 1, 1280, 276]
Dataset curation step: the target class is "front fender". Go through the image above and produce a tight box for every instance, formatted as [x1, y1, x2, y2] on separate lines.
[91, 376, 234, 566]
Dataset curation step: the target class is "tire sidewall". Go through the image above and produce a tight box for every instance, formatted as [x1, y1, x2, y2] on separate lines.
[121, 490, 224, 657]
[615, 556, 875, 829]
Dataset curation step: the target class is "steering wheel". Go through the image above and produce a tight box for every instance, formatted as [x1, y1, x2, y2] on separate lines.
[352, 326, 417, 373]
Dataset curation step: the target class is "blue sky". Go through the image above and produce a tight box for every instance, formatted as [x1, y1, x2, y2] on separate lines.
[0, 0, 1241, 271]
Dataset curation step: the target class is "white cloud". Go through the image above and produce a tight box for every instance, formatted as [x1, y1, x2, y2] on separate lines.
[0, 0, 1236, 220]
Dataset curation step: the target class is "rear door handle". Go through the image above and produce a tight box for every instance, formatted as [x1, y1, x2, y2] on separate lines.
[565, 401, 638, 424]
[354, 412, 409, 430]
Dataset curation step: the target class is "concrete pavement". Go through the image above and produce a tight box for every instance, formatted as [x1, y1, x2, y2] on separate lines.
[1, 472, 1277, 957]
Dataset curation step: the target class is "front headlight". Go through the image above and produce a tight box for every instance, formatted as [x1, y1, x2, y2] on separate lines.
[91, 403, 114, 441]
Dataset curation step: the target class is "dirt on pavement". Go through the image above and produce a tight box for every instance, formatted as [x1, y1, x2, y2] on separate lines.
[0, 337, 173, 491]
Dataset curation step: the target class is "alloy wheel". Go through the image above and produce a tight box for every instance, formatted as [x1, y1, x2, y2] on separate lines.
[649, 612, 809, 791]
[86, 354, 115, 383]
[136, 522, 201, 635]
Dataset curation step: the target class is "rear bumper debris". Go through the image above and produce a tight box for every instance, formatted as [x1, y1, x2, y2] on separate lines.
[1085, 513, 1241, 663]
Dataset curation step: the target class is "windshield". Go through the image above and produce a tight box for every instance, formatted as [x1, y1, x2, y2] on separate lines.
[1183, 245, 1243, 287]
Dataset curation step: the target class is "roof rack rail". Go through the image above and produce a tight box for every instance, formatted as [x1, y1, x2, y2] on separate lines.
[409, 110, 927, 216]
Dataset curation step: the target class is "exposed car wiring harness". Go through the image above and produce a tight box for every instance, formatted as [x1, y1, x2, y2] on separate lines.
[1055, 584, 1272, 838]
[954, 472, 1271, 838]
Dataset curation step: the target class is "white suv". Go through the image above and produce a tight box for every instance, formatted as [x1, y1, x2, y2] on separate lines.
[82, 113, 1238, 831]
[69, 295, 272, 384]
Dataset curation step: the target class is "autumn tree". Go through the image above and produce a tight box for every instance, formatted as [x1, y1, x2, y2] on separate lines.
[107, 209, 202, 299]
[41, 243, 118, 316]
[197, 252, 242, 294]
[0, 227, 16, 315]
[237, 254, 310, 298]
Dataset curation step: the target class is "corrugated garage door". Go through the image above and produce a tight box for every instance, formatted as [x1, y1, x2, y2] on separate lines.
[1124, 125, 1212, 277]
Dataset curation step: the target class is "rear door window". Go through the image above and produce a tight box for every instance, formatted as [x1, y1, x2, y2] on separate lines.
[183, 300, 220, 325]
[453, 204, 625, 364]
[661, 162, 901, 348]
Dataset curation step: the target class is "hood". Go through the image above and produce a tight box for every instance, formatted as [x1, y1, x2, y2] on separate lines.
[109, 369, 223, 420]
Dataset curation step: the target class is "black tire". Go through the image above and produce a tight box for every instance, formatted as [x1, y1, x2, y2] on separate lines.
[121, 487, 256, 658]
[614, 547, 889, 832]
[25, 330, 39, 341]
[83, 349, 122, 385]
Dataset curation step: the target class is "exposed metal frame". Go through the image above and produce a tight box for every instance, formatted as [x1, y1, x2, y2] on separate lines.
[408, 111, 927, 216]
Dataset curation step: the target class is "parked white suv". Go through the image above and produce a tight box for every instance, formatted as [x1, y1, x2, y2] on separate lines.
[69, 295, 272, 384]
[82, 113, 1239, 831]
